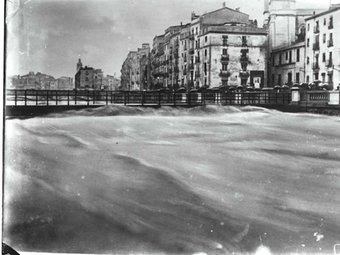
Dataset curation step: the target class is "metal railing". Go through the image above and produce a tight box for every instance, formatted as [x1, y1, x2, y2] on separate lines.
[6, 89, 292, 107]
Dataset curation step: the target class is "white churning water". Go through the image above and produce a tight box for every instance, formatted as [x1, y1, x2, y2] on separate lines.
[3, 105, 340, 254]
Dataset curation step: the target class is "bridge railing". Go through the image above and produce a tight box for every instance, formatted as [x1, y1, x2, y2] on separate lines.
[6, 89, 292, 107]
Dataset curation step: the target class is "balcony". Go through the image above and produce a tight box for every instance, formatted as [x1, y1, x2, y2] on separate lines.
[189, 63, 194, 70]
[239, 71, 250, 78]
[221, 54, 229, 63]
[314, 26, 320, 34]
[313, 43, 320, 51]
[195, 71, 200, 77]
[195, 57, 200, 63]
[174, 66, 179, 73]
[183, 68, 187, 75]
[219, 70, 230, 78]
[327, 59, 333, 68]
[312, 63, 320, 71]
[189, 34, 195, 40]
[240, 55, 250, 63]
[328, 22, 333, 29]
[327, 39, 333, 47]
[189, 48, 194, 55]
[242, 41, 248, 47]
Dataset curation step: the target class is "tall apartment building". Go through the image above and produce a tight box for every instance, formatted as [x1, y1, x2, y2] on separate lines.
[120, 43, 151, 91]
[147, 5, 267, 90]
[200, 24, 267, 88]
[305, 6, 340, 89]
[150, 35, 165, 89]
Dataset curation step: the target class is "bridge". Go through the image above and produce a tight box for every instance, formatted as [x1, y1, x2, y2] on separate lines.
[5, 89, 292, 116]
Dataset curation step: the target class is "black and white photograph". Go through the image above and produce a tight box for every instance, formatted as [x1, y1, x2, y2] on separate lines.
[3, 0, 340, 254]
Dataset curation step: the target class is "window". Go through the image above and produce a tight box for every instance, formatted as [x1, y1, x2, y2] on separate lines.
[296, 72, 300, 83]
[272, 74, 275, 85]
[322, 53, 326, 62]
[296, 48, 300, 62]
[222, 48, 228, 55]
[242, 36, 247, 46]
[307, 38, 310, 47]
[196, 27, 198, 35]
[204, 63, 207, 75]
[279, 54, 282, 65]
[289, 51, 292, 63]
[307, 23, 310, 31]
[205, 49, 207, 57]
[222, 64, 228, 71]
[323, 33, 326, 43]
[205, 36, 207, 43]
[321, 73, 326, 83]
[272, 55, 275, 66]
[278, 74, 282, 85]
[222, 35, 228, 46]
[307, 57, 310, 64]
[306, 75, 309, 83]
[324, 18, 326, 26]
[285, 52, 288, 60]
[329, 16, 333, 29]
[85, 77, 89, 81]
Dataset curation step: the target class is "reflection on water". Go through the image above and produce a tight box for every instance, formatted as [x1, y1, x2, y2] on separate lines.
[4, 105, 340, 254]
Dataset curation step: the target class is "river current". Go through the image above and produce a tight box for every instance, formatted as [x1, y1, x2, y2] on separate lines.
[3, 105, 340, 254]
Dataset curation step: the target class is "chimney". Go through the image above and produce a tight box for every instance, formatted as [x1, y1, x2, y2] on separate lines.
[223, 2, 226, 8]
[236, 7, 240, 12]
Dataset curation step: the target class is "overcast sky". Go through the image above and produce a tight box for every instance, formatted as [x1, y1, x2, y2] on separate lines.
[6, 0, 335, 79]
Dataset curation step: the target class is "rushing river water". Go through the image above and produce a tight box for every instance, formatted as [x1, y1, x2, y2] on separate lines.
[3, 105, 340, 254]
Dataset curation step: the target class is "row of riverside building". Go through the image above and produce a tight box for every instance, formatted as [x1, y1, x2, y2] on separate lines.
[121, 0, 340, 91]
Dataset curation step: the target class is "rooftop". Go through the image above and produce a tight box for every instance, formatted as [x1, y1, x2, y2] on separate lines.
[305, 6, 340, 21]
[203, 24, 267, 35]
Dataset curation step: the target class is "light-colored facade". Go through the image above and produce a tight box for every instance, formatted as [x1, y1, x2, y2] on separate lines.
[201, 25, 267, 88]
[120, 44, 151, 90]
[270, 42, 305, 85]
[8, 72, 73, 90]
[305, 6, 340, 89]
[265, 0, 326, 86]
[148, 5, 267, 90]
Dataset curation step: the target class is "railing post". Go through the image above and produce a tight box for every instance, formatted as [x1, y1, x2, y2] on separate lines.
[158, 91, 161, 106]
[111, 91, 113, 104]
[124, 91, 127, 105]
[55, 91, 58, 105]
[67, 90, 70, 106]
[46, 90, 49, 106]
[173, 92, 176, 106]
[24, 90, 27, 106]
[93, 90, 95, 104]
[141, 91, 144, 106]
[106, 91, 108, 105]
[87, 90, 90, 106]
[14, 90, 17, 106]
[36, 90, 38, 106]
[75, 90, 77, 105]
[187, 92, 191, 106]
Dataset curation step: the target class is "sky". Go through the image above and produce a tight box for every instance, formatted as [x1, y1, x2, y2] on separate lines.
[5, 0, 335, 79]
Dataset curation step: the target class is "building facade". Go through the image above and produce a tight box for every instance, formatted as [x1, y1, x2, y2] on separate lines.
[305, 6, 340, 89]
[145, 5, 267, 90]
[75, 66, 103, 90]
[120, 44, 151, 91]
[265, 0, 326, 86]
[8, 72, 73, 90]
[270, 42, 305, 85]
